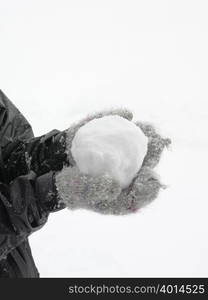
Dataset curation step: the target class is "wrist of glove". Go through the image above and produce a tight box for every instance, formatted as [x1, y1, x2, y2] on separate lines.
[54, 108, 171, 215]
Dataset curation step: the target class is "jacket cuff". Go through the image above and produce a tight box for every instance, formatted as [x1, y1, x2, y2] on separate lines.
[35, 171, 66, 213]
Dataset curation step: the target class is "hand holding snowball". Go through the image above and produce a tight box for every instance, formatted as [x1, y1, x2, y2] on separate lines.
[55, 108, 170, 215]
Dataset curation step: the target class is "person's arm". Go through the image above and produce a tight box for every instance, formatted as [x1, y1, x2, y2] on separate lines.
[0, 90, 69, 184]
[0, 91, 66, 260]
[1, 129, 68, 183]
[0, 169, 65, 260]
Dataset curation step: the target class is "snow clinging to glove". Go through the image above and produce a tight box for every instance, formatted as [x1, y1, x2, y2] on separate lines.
[55, 108, 171, 215]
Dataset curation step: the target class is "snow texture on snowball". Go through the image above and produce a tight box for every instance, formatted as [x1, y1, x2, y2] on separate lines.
[55, 109, 171, 215]
[71, 115, 148, 189]
[63, 107, 133, 167]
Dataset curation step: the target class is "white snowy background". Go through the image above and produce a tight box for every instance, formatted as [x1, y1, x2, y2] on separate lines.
[0, 0, 208, 277]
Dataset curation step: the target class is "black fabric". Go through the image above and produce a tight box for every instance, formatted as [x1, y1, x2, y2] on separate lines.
[1, 125, 67, 183]
[0, 239, 39, 278]
[0, 90, 67, 277]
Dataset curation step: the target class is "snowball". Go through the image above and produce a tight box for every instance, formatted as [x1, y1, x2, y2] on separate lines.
[71, 115, 148, 189]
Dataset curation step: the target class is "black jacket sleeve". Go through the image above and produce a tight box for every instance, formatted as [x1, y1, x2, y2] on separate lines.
[1, 129, 67, 183]
[0, 90, 68, 183]
[0, 90, 67, 260]
[0, 170, 63, 260]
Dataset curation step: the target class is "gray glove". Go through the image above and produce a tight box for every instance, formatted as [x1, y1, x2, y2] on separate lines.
[55, 109, 171, 215]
